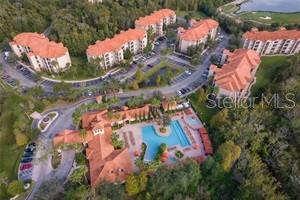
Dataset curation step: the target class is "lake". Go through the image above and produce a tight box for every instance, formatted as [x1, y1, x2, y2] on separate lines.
[237, 0, 300, 13]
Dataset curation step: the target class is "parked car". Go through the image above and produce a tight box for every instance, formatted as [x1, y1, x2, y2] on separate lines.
[20, 163, 32, 171]
[185, 70, 192, 75]
[177, 90, 182, 96]
[21, 157, 33, 163]
[23, 153, 33, 158]
[25, 147, 35, 153]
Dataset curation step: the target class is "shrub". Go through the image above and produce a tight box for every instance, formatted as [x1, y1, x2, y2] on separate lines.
[175, 150, 184, 158]
[159, 127, 167, 133]
[14, 130, 28, 146]
[7, 180, 24, 196]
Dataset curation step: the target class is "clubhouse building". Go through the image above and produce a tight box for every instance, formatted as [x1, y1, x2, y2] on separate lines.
[242, 28, 300, 56]
[53, 105, 150, 187]
[9, 32, 71, 73]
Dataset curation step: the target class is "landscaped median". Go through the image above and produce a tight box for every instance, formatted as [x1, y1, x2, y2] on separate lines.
[132, 59, 184, 89]
[37, 111, 59, 132]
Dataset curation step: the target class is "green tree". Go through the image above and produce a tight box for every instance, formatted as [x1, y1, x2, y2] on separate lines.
[151, 97, 161, 115]
[132, 80, 139, 90]
[69, 166, 87, 185]
[14, 129, 28, 146]
[64, 185, 90, 200]
[156, 75, 161, 86]
[7, 180, 24, 196]
[162, 114, 171, 127]
[124, 48, 133, 61]
[111, 132, 124, 149]
[196, 88, 207, 104]
[216, 141, 241, 172]
[135, 68, 144, 82]
[95, 182, 125, 200]
[125, 171, 148, 196]
[148, 159, 201, 199]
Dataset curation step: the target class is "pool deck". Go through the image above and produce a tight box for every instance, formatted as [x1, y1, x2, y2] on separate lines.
[115, 108, 207, 171]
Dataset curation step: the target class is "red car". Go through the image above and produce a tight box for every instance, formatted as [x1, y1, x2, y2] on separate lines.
[20, 163, 32, 171]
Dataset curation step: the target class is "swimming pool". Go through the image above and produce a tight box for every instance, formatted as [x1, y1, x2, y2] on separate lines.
[186, 116, 199, 126]
[142, 120, 191, 161]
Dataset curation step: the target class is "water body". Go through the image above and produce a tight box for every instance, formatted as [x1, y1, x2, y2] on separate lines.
[237, 0, 300, 13]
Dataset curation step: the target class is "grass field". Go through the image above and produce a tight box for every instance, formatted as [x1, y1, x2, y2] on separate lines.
[251, 56, 290, 97]
[239, 11, 300, 25]
[189, 93, 219, 124]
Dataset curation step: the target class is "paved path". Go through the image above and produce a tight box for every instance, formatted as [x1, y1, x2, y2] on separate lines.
[27, 98, 94, 200]
[0, 55, 37, 88]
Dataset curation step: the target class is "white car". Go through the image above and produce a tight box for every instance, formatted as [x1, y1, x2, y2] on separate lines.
[177, 90, 182, 96]
[185, 70, 192, 75]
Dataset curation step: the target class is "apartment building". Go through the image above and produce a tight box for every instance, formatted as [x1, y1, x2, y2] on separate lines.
[135, 9, 176, 37]
[177, 19, 219, 53]
[9, 32, 71, 73]
[242, 28, 300, 55]
[86, 29, 147, 69]
[210, 49, 261, 100]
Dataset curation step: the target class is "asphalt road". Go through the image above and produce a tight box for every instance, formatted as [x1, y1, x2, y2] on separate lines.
[114, 32, 229, 98]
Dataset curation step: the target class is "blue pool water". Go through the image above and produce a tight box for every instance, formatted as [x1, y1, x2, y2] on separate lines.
[142, 120, 191, 161]
[186, 117, 199, 126]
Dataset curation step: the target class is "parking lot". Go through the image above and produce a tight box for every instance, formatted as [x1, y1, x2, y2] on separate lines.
[18, 142, 36, 181]
[1, 73, 18, 87]
[16, 65, 40, 83]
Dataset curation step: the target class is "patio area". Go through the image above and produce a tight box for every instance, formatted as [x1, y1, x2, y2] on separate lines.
[115, 108, 208, 170]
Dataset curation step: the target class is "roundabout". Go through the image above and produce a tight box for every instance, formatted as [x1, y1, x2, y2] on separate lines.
[37, 111, 59, 132]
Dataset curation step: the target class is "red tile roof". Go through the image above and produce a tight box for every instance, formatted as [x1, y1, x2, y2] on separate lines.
[211, 49, 261, 92]
[85, 128, 114, 162]
[243, 29, 300, 41]
[86, 29, 146, 56]
[53, 129, 94, 146]
[10, 32, 68, 58]
[179, 19, 219, 41]
[53, 105, 151, 187]
[198, 128, 213, 155]
[135, 9, 176, 27]
[89, 148, 132, 186]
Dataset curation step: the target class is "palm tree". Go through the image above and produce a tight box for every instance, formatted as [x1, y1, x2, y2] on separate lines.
[109, 78, 121, 96]
[151, 97, 161, 117]
[50, 60, 59, 74]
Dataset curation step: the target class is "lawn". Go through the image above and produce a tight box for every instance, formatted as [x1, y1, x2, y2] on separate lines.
[251, 56, 290, 97]
[188, 92, 219, 124]
[239, 11, 300, 25]
[42, 56, 105, 80]
[143, 60, 183, 80]
[132, 60, 184, 89]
